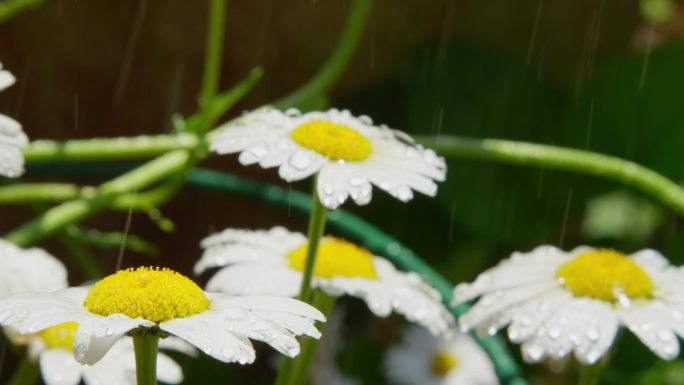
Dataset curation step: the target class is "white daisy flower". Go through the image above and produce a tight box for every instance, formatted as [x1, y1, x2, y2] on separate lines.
[0, 266, 325, 366]
[12, 321, 191, 385]
[452, 246, 684, 364]
[385, 325, 499, 385]
[210, 108, 446, 210]
[0, 62, 28, 178]
[195, 227, 454, 336]
[0, 239, 67, 298]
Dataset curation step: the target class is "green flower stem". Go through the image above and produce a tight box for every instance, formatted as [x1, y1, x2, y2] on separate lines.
[198, 0, 227, 132]
[298, 177, 328, 302]
[578, 362, 603, 385]
[23, 134, 199, 162]
[4, 150, 190, 247]
[416, 135, 684, 215]
[274, 180, 327, 385]
[288, 290, 337, 385]
[133, 332, 160, 385]
[274, 0, 373, 109]
[7, 356, 39, 385]
[0, 183, 80, 204]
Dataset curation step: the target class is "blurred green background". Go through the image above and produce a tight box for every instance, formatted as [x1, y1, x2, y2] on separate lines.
[2, 0, 684, 384]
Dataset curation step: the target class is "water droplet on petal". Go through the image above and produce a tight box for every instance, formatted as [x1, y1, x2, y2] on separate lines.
[289, 152, 311, 171]
[250, 144, 269, 158]
[658, 329, 674, 342]
[586, 326, 600, 342]
[349, 177, 364, 186]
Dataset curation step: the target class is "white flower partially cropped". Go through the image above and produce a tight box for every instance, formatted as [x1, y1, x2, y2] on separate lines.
[211, 108, 446, 209]
[196, 227, 454, 335]
[0, 62, 28, 178]
[453, 246, 684, 364]
[0, 267, 325, 366]
[12, 322, 192, 385]
[385, 326, 499, 385]
[0, 239, 67, 298]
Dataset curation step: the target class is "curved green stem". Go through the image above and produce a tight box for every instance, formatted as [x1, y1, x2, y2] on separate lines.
[416, 135, 684, 214]
[274, 0, 373, 109]
[133, 332, 160, 385]
[578, 362, 602, 385]
[4, 150, 190, 247]
[24, 134, 199, 162]
[198, 0, 227, 133]
[7, 357, 39, 385]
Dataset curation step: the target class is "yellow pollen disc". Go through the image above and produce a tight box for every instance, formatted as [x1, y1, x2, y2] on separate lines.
[83, 267, 209, 323]
[287, 237, 377, 279]
[556, 249, 653, 302]
[431, 351, 457, 376]
[290, 120, 372, 161]
[39, 322, 78, 350]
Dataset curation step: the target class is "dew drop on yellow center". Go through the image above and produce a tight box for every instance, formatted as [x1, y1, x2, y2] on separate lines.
[556, 249, 653, 302]
[287, 237, 377, 279]
[431, 351, 457, 376]
[39, 322, 78, 350]
[83, 267, 209, 323]
[290, 120, 372, 161]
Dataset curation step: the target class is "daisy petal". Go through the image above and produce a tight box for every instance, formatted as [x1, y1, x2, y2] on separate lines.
[619, 301, 680, 360]
[318, 162, 372, 209]
[40, 349, 83, 385]
[206, 264, 301, 297]
[0, 68, 15, 90]
[74, 314, 153, 365]
[161, 312, 257, 364]
[0, 289, 90, 334]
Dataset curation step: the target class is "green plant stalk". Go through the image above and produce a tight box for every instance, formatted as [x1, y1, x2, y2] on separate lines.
[0, 183, 80, 204]
[198, 0, 227, 132]
[4, 150, 190, 247]
[417, 135, 684, 214]
[288, 290, 337, 385]
[578, 362, 602, 385]
[275, 179, 327, 385]
[298, 177, 328, 302]
[6, 356, 39, 385]
[24, 134, 199, 162]
[133, 332, 160, 385]
[274, 0, 373, 109]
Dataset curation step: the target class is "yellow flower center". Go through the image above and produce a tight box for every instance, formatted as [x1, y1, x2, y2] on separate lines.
[287, 237, 377, 279]
[83, 267, 210, 323]
[431, 351, 457, 376]
[39, 322, 78, 350]
[290, 120, 372, 161]
[556, 249, 653, 302]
